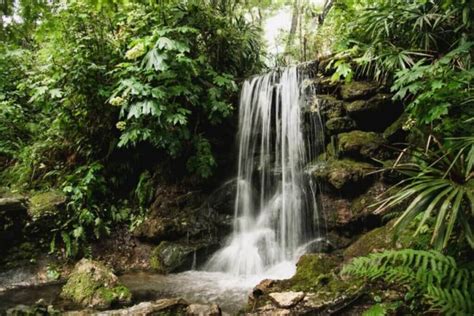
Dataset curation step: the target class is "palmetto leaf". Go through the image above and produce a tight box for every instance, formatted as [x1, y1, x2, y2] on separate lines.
[376, 137, 474, 249]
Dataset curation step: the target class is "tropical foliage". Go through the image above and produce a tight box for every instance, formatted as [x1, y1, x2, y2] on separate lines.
[375, 136, 474, 250]
[342, 249, 474, 315]
[0, 0, 264, 257]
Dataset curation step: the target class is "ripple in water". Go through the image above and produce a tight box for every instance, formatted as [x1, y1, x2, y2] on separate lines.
[120, 261, 296, 314]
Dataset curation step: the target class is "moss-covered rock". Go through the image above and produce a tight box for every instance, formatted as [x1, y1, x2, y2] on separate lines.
[325, 117, 356, 134]
[150, 241, 196, 274]
[315, 95, 345, 120]
[311, 158, 375, 191]
[61, 258, 132, 310]
[248, 254, 364, 314]
[343, 220, 413, 260]
[338, 130, 387, 160]
[340, 81, 378, 101]
[28, 191, 66, 218]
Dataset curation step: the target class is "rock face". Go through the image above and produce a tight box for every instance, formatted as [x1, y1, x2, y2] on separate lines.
[61, 259, 132, 310]
[131, 184, 232, 273]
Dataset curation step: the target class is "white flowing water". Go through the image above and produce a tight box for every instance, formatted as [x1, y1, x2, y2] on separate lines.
[206, 66, 322, 277]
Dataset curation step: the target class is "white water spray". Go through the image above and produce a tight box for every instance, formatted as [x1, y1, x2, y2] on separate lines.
[206, 67, 323, 276]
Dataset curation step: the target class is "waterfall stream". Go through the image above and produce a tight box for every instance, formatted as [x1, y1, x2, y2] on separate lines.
[206, 66, 323, 277]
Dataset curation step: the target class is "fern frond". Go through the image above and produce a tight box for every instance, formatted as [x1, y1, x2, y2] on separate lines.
[342, 249, 474, 315]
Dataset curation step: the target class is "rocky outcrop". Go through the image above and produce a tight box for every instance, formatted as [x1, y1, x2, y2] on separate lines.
[130, 184, 233, 273]
[248, 253, 365, 315]
[60, 259, 132, 310]
[311, 158, 375, 193]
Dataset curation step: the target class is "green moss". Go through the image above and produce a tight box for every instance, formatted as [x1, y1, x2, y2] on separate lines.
[338, 130, 386, 159]
[325, 117, 357, 134]
[61, 259, 132, 309]
[287, 254, 340, 292]
[28, 191, 66, 218]
[340, 81, 378, 101]
[312, 158, 375, 190]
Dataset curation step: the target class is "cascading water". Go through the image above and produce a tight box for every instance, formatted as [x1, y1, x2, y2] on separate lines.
[206, 66, 324, 276]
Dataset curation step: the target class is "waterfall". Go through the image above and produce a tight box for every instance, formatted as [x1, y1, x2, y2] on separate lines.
[206, 66, 323, 276]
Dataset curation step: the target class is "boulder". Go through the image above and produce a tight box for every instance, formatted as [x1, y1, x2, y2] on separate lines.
[311, 159, 375, 192]
[150, 241, 196, 273]
[338, 130, 387, 160]
[60, 259, 132, 310]
[186, 303, 221, 316]
[340, 81, 379, 101]
[269, 292, 305, 308]
[325, 117, 357, 134]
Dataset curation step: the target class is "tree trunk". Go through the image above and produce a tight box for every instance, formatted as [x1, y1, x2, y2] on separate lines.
[285, 0, 300, 53]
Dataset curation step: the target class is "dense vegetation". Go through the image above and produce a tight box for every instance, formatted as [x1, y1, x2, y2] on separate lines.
[0, 0, 473, 314]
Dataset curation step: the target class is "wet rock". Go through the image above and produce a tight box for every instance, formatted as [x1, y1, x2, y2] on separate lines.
[269, 291, 305, 308]
[325, 117, 357, 134]
[311, 77, 340, 95]
[186, 303, 221, 316]
[205, 179, 236, 216]
[60, 258, 132, 310]
[338, 130, 387, 160]
[150, 241, 196, 274]
[252, 279, 275, 299]
[340, 81, 379, 101]
[64, 298, 188, 315]
[311, 158, 375, 192]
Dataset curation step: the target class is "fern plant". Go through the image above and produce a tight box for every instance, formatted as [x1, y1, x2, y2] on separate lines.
[374, 136, 474, 250]
[342, 249, 474, 315]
